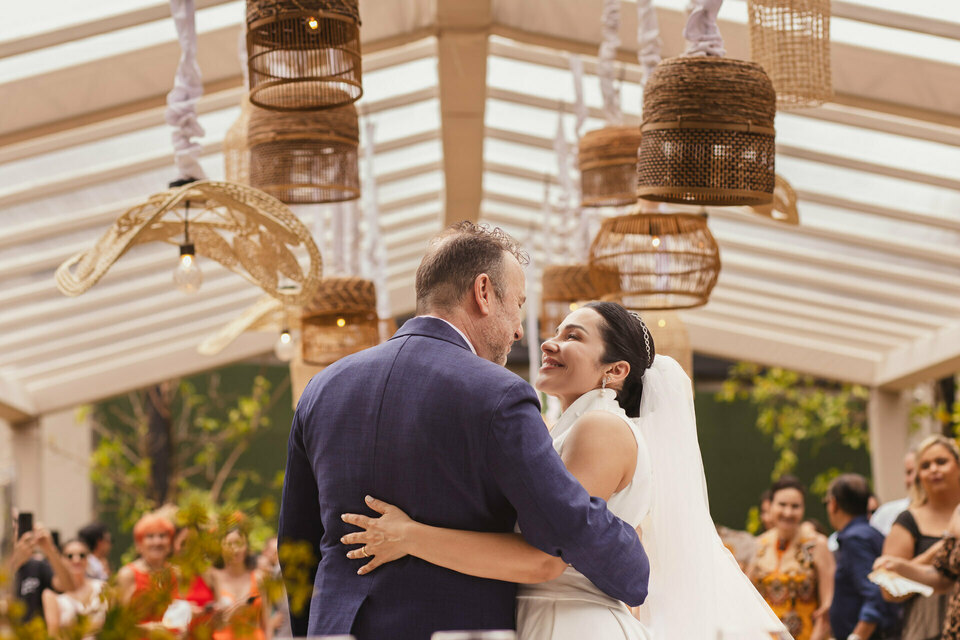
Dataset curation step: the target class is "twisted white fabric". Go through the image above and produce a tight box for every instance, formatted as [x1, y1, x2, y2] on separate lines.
[166, 0, 207, 180]
[363, 119, 390, 322]
[598, 0, 623, 125]
[636, 355, 787, 639]
[569, 55, 589, 139]
[553, 115, 578, 261]
[682, 0, 726, 57]
[636, 0, 663, 86]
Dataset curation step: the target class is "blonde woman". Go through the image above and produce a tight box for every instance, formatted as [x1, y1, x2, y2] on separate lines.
[882, 435, 960, 640]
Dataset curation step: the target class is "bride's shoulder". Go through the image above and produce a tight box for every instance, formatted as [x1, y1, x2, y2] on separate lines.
[567, 410, 638, 450]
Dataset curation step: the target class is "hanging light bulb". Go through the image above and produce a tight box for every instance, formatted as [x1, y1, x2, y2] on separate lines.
[274, 328, 296, 362]
[173, 201, 202, 293]
[336, 317, 347, 328]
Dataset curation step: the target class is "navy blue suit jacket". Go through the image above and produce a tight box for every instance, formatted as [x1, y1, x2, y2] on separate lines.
[278, 317, 649, 640]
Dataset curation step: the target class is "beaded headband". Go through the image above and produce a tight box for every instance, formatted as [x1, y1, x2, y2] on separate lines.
[628, 311, 653, 367]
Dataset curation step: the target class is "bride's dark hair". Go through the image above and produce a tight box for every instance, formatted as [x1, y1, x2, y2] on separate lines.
[584, 302, 656, 418]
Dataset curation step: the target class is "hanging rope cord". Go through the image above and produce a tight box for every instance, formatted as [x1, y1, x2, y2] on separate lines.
[167, 0, 207, 181]
[683, 0, 726, 57]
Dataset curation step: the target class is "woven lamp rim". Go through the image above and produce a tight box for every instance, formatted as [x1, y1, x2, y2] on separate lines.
[602, 294, 711, 311]
[249, 9, 359, 30]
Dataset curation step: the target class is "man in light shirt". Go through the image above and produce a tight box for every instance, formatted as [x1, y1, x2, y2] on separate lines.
[870, 450, 917, 536]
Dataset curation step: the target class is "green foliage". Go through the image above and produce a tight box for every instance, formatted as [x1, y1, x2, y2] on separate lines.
[717, 362, 871, 505]
[89, 373, 288, 532]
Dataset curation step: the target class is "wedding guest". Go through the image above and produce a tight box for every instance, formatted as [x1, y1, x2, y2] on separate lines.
[42, 539, 107, 639]
[825, 474, 899, 640]
[882, 435, 960, 640]
[872, 450, 918, 536]
[210, 527, 270, 640]
[759, 489, 775, 532]
[749, 475, 835, 640]
[7, 519, 76, 623]
[117, 513, 178, 624]
[77, 523, 112, 581]
[257, 536, 291, 639]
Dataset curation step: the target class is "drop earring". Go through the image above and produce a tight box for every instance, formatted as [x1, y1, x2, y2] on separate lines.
[601, 377, 608, 390]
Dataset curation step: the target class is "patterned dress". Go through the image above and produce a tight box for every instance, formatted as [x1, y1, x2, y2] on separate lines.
[934, 536, 960, 639]
[751, 529, 821, 640]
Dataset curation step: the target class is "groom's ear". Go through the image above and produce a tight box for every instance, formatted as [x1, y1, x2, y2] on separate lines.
[473, 273, 494, 316]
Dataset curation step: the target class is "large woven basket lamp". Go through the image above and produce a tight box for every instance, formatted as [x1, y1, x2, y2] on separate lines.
[589, 211, 720, 310]
[248, 101, 360, 204]
[246, 0, 362, 111]
[579, 126, 643, 208]
[301, 277, 379, 366]
[540, 265, 620, 340]
[637, 57, 776, 206]
[747, 0, 832, 109]
[641, 310, 693, 379]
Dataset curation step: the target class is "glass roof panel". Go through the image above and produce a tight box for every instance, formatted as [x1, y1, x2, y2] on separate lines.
[361, 57, 438, 103]
[776, 113, 960, 182]
[0, 3, 243, 84]
[2, 0, 164, 42]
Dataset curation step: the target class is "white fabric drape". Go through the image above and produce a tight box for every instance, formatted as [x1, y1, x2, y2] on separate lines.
[636, 0, 663, 85]
[166, 0, 207, 181]
[598, 0, 623, 125]
[683, 0, 726, 57]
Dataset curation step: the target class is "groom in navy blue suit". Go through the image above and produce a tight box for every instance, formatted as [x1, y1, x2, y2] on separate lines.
[279, 222, 649, 639]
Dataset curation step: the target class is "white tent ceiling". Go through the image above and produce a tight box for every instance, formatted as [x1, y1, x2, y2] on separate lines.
[1, 0, 959, 422]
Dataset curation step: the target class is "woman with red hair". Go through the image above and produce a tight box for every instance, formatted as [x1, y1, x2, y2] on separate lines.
[117, 513, 179, 624]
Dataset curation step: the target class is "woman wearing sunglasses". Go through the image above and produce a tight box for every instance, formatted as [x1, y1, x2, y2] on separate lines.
[42, 539, 107, 639]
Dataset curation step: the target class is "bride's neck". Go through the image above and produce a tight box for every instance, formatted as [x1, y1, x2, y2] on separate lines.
[558, 387, 603, 413]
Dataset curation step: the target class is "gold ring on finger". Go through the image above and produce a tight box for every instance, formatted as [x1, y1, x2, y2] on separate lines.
[360, 547, 369, 558]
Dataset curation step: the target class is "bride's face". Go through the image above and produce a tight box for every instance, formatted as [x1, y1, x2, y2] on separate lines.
[536, 307, 610, 407]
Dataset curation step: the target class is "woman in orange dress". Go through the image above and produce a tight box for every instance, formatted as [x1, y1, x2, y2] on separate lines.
[117, 513, 179, 625]
[749, 476, 835, 640]
[211, 527, 270, 640]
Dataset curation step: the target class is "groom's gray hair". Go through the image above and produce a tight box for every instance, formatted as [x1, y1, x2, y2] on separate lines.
[415, 221, 528, 314]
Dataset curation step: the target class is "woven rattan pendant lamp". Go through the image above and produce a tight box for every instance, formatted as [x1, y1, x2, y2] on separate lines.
[588, 210, 720, 310]
[637, 56, 776, 206]
[246, 0, 362, 111]
[539, 265, 621, 340]
[579, 126, 644, 208]
[748, 0, 832, 109]
[248, 100, 360, 204]
[301, 276, 379, 366]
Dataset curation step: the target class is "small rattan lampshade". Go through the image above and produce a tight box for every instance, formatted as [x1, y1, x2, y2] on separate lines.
[637, 57, 776, 206]
[589, 212, 721, 310]
[579, 126, 643, 208]
[223, 96, 252, 184]
[248, 101, 360, 204]
[246, 0, 362, 111]
[748, 0, 832, 110]
[301, 277, 379, 366]
[641, 310, 693, 379]
[539, 264, 620, 339]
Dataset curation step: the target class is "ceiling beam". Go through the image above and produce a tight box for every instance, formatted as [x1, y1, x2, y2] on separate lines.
[489, 0, 960, 130]
[681, 313, 879, 385]
[0, 372, 36, 424]
[831, 1, 960, 40]
[794, 189, 960, 233]
[436, 0, 491, 224]
[26, 329, 275, 415]
[0, 0, 236, 60]
[875, 321, 960, 390]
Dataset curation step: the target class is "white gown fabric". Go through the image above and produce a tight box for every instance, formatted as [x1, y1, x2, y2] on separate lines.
[517, 388, 653, 640]
[516, 356, 787, 640]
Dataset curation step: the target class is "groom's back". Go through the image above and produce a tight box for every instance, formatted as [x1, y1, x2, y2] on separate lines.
[285, 317, 531, 639]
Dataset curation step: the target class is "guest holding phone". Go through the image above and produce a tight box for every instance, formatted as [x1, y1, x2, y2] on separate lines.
[42, 539, 107, 639]
[7, 513, 76, 623]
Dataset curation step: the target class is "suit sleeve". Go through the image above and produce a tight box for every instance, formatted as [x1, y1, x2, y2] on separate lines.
[484, 380, 649, 606]
[278, 411, 322, 637]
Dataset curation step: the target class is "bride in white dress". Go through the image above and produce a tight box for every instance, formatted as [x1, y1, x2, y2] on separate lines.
[341, 302, 786, 639]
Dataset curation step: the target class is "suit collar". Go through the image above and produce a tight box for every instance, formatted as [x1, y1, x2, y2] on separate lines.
[391, 316, 475, 353]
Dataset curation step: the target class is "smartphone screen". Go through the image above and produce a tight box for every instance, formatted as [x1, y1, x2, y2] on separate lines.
[17, 512, 33, 540]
